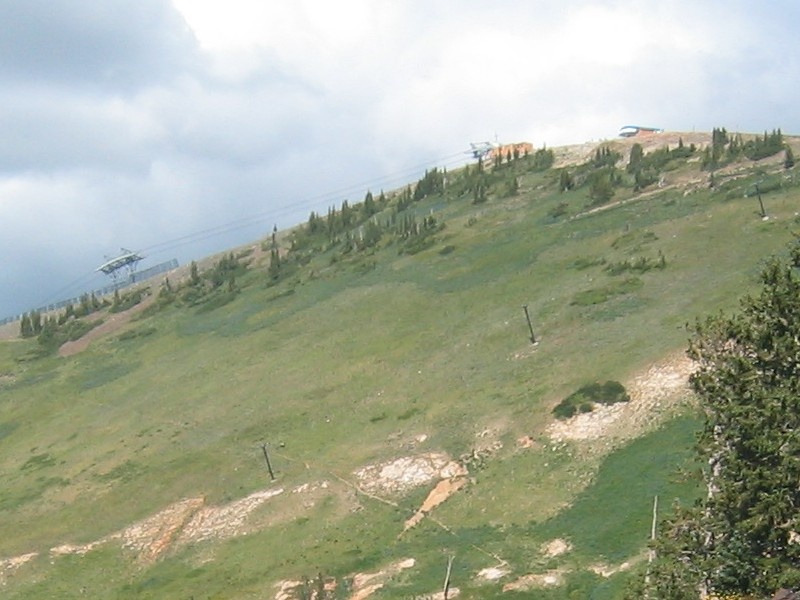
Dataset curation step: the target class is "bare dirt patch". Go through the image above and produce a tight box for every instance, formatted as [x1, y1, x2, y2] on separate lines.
[272, 556, 433, 599]
[477, 566, 510, 581]
[502, 569, 565, 592]
[51, 540, 108, 557]
[176, 488, 284, 547]
[588, 560, 632, 578]
[552, 131, 712, 170]
[547, 352, 697, 445]
[343, 557, 417, 600]
[40, 487, 286, 565]
[0, 321, 22, 342]
[122, 496, 205, 561]
[403, 476, 468, 531]
[541, 538, 571, 557]
[415, 589, 461, 599]
[0, 552, 38, 584]
[353, 453, 466, 496]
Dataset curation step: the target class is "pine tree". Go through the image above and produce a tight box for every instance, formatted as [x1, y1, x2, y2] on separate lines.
[641, 239, 800, 597]
[784, 145, 795, 169]
[627, 143, 644, 174]
[30, 310, 42, 334]
[362, 190, 376, 218]
[268, 248, 281, 281]
[190, 261, 200, 286]
[20, 313, 32, 338]
[559, 169, 574, 192]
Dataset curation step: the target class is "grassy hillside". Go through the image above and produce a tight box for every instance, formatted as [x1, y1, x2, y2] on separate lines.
[1, 131, 798, 598]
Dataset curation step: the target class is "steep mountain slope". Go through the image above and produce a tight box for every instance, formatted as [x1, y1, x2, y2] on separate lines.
[1, 131, 798, 598]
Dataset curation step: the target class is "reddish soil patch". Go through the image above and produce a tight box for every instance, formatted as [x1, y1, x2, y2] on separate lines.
[403, 476, 468, 531]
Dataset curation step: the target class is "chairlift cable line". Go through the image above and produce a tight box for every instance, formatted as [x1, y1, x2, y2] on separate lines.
[29, 150, 470, 312]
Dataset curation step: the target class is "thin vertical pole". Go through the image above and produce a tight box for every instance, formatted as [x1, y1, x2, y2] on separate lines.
[755, 183, 766, 217]
[261, 443, 275, 481]
[522, 305, 536, 344]
[443, 555, 454, 600]
[645, 495, 658, 590]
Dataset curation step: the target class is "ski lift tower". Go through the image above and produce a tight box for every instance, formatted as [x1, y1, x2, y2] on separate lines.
[468, 141, 498, 163]
[97, 248, 144, 285]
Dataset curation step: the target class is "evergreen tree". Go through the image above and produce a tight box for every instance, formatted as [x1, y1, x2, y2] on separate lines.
[559, 169, 574, 192]
[362, 190, 376, 218]
[20, 313, 32, 338]
[503, 176, 519, 197]
[706, 126, 729, 169]
[268, 248, 281, 280]
[627, 143, 644, 174]
[358, 220, 382, 250]
[472, 177, 487, 204]
[641, 239, 800, 597]
[190, 261, 200, 286]
[531, 146, 554, 171]
[78, 294, 91, 316]
[785, 145, 795, 169]
[30, 310, 42, 334]
[588, 168, 617, 204]
[340, 200, 354, 228]
[307, 211, 322, 234]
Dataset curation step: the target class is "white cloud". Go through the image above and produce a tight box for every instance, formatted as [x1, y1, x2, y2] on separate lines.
[0, 0, 798, 317]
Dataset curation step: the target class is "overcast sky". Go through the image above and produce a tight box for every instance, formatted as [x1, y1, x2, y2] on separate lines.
[1, 0, 798, 319]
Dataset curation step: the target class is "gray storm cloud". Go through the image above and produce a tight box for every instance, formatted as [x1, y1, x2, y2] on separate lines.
[1, 0, 799, 317]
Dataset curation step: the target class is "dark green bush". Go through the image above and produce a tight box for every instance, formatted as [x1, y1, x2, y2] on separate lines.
[553, 380, 630, 419]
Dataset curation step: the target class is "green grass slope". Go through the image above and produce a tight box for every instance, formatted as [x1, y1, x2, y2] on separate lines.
[1, 132, 798, 598]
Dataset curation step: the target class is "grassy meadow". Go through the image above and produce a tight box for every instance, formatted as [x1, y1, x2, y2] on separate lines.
[1, 134, 799, 598]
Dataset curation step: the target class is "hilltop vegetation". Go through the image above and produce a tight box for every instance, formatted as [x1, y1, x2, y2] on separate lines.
[1, 129, 799, 598]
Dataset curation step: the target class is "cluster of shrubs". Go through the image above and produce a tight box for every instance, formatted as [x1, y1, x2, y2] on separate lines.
[552, 380, 630, 419]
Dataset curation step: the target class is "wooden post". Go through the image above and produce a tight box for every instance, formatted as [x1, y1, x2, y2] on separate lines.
[261, 443, 275, 481]
[443, 555, 454, 600]
[645, 495, 658, 589]
[522, 305, 537, 344]
[755, 183, 766, 218]
[651, 494, 658, 542]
